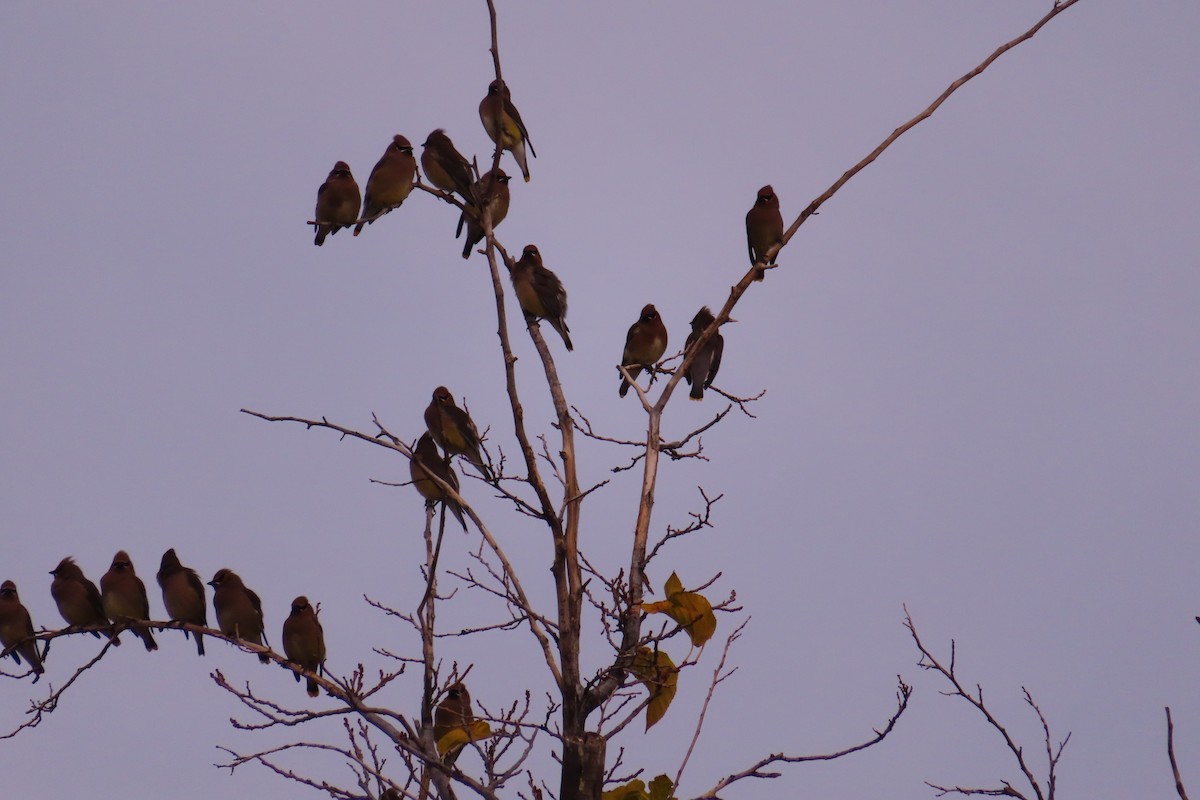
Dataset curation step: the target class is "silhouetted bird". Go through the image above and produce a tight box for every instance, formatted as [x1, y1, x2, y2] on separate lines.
[282, 596, 326, 698]
[421, 129, 476, 204]
[157, 548, 208, 656]
[50, 556, 118, 644]
[100, 551, 158, 651]
[745, 184, 783, 280]
[684, 306, 727, 401]
[479, 79, 535, 182]
[313, 161, 361, 246]
[424, 386, 492, 480]
[458, 168, 511, 259]
[355, 135, 417, 235]
[510, 244, 572, 351]
[209, 568, 269, 663]
[0, 580, 43, 679]
[433, 681, 475, 764]
[618, 304, 668, 397]
[410, 432, 468, 531]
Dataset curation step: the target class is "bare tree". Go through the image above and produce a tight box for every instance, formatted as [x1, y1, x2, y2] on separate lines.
[1, 3, 1098, 800]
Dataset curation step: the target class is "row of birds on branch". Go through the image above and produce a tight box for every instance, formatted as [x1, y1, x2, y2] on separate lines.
[312, 78, 532, 253]
[1, 553, 484, 756]
[0, 551, 326, 697]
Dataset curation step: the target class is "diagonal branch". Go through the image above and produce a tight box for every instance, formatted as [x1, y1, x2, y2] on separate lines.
[689, 676, 912, 800]
[1167, 707, 1191, 800]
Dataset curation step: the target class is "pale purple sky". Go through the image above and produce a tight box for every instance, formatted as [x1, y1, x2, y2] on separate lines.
[2, 2, 1198, 798]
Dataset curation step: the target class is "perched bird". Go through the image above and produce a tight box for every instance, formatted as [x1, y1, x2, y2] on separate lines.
[209, 569, 269, 663]
[421, 129, 476, 203]
[49, 556, 118, 644]
[354, 135, 417, 235]
[457, 167, 511, 259]
[479, 79, 536, 182]
[313, 160, 361, 246]
[433, 681, 474, 763]
[0, 581, 43, 679]
[618, 304, 669, 397]
[510, 244, 572, 351]
[100, 551, 158, 651]
[410, 432, 468, 531]
[745, 184, 784, 280]
[282, 596, 326, 698]
[156, 548, 208, 656]
[684, 306, 728, 401]
[424, 386, 492, 480]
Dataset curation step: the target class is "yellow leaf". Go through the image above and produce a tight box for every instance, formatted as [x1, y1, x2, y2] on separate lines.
[647, 774, 676, 800]
[644, 573, 718, 648]
[631, 647, 678, 730]
[669, 591, 716, 647]
[435, 720, 492, 757]
[602, 779, 649, 800]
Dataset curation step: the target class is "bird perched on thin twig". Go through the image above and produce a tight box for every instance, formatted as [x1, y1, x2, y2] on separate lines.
[0, 580, 43, 680]
[355, 135, 417, 235]
[425, 386, 492, 480]
[50, 556, 119, 645]
[313, 161, 361, 246]
[510, 244, 572, 351]
[746, 184, 783, 280]
[479, 78, 536, 182]
[618, 304, 668, 398]
[157, 548, 208, 656]
[421, 129, 476, 205]
[101, 551, 158, 651]
[684, 306, 730, 401]
[458, 167, 511, 259]
[433, 681, 475, 764]
[209, 568, 269, 663]
[410, 432, 468, 531]
[282, 596, 326, 697]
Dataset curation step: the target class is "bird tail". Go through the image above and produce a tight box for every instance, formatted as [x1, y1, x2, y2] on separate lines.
[689, 382, 704, 400]
[551, 320, 573, 352]
[307, 676, 320, 698]
[137, 625, 158, 652]
[195, 631, 205, 657]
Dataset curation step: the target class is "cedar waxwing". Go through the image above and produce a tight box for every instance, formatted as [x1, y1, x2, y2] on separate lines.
[49, 556, 118, 645]
[313, 161, 361, 246]
[209, 568, 269, 663]
[618, 304, 669, 397]
[684, 306, 727, 401]
[510, 244, 572, 351]
[433, 681, 474, 764]
[421, 129, 476, 204]
[457, 168, 511, 259]
[410, 432, 468, 531]
[745, 185, 784, 281]
[156, 548, 208, 656]
[354, 135, 417, 235]
[479, 79, 536, 182]
[100, 551, 158, 651]
[0, 581, 44, 679]
[424, 387, 492, 480]
[282, 595, 326, 697]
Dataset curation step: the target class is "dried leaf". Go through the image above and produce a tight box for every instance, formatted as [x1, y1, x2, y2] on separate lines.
[632, 647, 678, 729]
[644, 572, 717, 647]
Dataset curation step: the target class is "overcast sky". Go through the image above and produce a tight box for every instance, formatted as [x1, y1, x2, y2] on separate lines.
[2, 2, 1198, 798]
